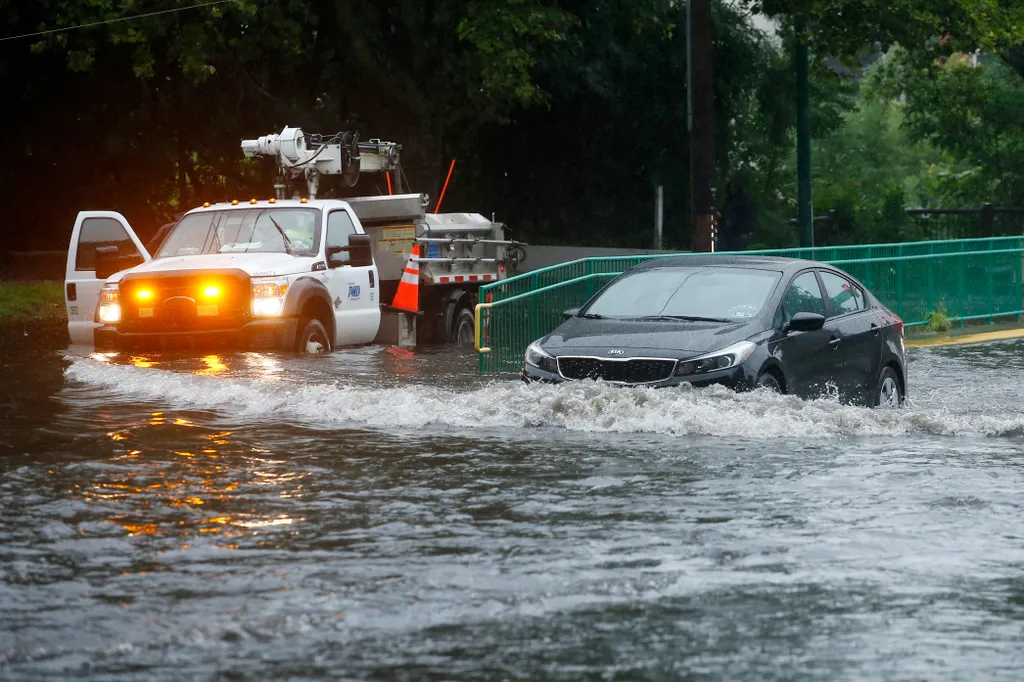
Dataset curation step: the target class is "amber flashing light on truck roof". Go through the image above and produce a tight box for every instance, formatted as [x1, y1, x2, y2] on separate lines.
[231, 199, 239, 205]
[250, 198, 258, 204]
[268, 198, 277, 204]
[202, 202, 211, 208]
[300, 198, 308, 204]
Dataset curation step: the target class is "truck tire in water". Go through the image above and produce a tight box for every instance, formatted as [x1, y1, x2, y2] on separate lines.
[451, 308, 475, 346]
[296, 318, 331, 354]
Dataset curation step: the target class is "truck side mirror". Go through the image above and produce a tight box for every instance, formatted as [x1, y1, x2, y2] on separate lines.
[326, 245, 344, 268]
[94, 246, 120, 279]
[328, 234, 374, 268]
[347, 234, 373, 267]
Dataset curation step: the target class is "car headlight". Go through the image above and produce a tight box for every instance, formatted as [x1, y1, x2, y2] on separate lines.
[98, 284, 121, 324]
[251, 277, 289, 317]
[525, 341, 558, 374]
[676, 340, 756, 376]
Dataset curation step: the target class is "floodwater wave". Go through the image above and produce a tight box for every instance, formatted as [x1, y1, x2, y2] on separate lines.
[63, 354, 1024, 439]
[2, 342, 1024, 680]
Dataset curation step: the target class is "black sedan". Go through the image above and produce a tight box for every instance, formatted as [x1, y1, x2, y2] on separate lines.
[522, 256, 907, 407]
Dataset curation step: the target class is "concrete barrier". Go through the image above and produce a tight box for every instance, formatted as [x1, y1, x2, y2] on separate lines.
[515, 245, 684, 273]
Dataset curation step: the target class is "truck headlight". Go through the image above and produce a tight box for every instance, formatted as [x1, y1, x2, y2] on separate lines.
[525, 342, 558, 374]
[251, 277, 289, 317]
[676, 340, 756, 376]
[98, 285, 121, 324]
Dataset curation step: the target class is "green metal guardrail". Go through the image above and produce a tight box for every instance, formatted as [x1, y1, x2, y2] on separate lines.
[476, 236, 1024, 374]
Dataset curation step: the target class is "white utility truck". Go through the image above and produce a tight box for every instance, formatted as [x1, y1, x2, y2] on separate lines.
[63, 127, 525, 352]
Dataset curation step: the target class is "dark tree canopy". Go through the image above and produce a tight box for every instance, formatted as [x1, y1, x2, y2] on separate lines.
[1, 0, 1022, 256]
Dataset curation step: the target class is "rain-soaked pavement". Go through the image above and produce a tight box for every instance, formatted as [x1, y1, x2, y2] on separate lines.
[2, 340, 1024, 681]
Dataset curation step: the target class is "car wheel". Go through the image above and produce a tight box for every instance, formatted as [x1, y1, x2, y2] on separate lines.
[296, 318, 331, 354]
[755, 371, 782, 393]
[451, 308, 475, 346]
[875, 366, 904, 408]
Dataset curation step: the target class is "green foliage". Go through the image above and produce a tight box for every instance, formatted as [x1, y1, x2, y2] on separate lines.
[867, 46, 1024, 208]
[740, 0, 1024, 64]
[809, 94, 949, 243]
[4, 0, 1022, 256]
[927, 306, 951, 332]
[457, 0, 578, 117]
[0, 282, 65, 321]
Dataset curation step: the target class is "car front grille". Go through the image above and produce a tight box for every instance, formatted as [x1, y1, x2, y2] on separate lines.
[556, 356, 677, 384]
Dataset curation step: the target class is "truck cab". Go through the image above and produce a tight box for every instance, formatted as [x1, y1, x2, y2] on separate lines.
[64, 199, 381, 353]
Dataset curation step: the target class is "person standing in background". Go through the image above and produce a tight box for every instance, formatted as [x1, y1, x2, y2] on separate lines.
[718, 180, 757, 251]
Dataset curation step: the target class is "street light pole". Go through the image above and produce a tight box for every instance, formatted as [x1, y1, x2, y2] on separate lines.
[688, 0, 715, 252]
[795, 21, 813, 248]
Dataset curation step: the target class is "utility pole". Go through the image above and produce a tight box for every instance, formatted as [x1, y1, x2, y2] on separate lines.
[687, 0, 715, 252]
[654, 184, 664, 249]
[795, 22, 813, 248]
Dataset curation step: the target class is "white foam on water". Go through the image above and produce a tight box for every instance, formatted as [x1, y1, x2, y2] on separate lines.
[63, 357, 1024, 439]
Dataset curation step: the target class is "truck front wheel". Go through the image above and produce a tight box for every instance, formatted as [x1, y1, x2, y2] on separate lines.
[451, 308, 475, 346]
[296, 318, 331, 354]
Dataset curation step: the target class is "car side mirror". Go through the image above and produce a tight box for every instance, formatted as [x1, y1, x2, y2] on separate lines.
[786, 311, 825, 333]
[94, 246, 121, 279]
[327, 234, 374, 268]
[562, 307, 580, 321]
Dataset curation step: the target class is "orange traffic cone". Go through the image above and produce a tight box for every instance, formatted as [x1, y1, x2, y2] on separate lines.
[391, 243, 421, 312]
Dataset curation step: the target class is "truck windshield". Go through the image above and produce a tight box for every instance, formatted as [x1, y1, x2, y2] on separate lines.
[155, 208, 321, 258]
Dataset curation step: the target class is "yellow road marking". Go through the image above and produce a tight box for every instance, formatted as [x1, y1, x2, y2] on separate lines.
[906, 327, 1024, 349]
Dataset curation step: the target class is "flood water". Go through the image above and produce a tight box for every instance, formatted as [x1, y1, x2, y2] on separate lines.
[2, 341, 1024, 681]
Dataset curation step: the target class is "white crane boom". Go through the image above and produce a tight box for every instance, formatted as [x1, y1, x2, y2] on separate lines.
[241, 126, 403, 199]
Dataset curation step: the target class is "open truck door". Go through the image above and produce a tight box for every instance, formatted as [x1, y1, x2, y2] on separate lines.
[64, 211, 151, 346]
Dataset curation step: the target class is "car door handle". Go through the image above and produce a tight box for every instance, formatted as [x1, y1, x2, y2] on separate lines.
[829, 336, 841, 349]
[870, 323, 879, 336]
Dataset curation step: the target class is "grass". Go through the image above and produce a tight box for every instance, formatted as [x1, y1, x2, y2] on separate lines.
[0, 281, 66, 321]
[0, 281, 69, 358]
[926, 307, 951, 333]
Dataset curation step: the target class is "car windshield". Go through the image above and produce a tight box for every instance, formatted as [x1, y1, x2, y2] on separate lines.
[155, 208, 321, 258]
[584, 266, 782, 321]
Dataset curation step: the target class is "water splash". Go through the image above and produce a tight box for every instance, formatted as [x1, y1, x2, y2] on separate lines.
[63, 357, 1024, 439]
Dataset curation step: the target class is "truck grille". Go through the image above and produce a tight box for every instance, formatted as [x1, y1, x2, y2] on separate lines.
[556, 357, 677, 384]
[117, 270, 251, 333]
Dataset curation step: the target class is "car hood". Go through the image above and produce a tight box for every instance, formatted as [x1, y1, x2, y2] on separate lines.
[107, 253, 316, 283]
[539, 316, 763, 359]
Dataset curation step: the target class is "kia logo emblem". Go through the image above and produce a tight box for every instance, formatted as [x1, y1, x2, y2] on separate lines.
[608, 349, 624, 355]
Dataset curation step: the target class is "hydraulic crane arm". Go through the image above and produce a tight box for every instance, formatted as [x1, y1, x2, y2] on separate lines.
[241, 126, 403, 199]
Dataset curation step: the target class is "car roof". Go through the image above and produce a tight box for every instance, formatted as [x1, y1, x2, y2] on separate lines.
[630, 254, 826, 273]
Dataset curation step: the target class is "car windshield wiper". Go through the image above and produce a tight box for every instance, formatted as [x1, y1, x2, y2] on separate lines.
[636, 315, 732, 323]
[580, 313, 606, 319]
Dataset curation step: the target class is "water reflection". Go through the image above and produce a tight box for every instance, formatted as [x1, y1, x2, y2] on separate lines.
[241, 353, 283, 380]
[383, 346, 419, 376]
[76, 418, 310, 544]
[196, 355, 227, 376]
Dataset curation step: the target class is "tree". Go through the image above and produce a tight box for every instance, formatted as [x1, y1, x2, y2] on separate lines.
[0, 0, 577, 251]
[866, 46, 1024, 208]
[739, 0, 1024, 65]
